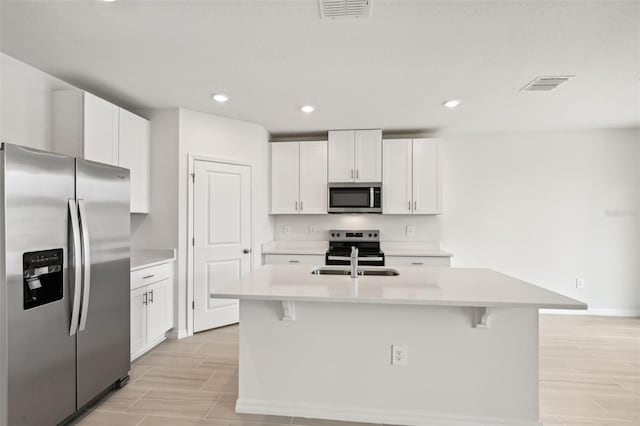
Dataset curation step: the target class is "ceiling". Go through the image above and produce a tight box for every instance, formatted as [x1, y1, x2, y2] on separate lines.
[1, 0, 639, 135]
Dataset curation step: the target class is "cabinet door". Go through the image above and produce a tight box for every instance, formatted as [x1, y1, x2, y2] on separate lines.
[83, 92, 119, 166]
[118, 108, 150, 213]
[146, 278, 171, 345]
[299, 141, 328, 214]
[412, 139, 442, 214]
[271, 142, 300, 214]
[130, 287, 147, 360]
[382, 139, 413, 214]
[328, 130, 355, 182]
[354, 129, 382, 182]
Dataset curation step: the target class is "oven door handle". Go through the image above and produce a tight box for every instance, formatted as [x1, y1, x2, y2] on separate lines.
[327, 255, 384, 261]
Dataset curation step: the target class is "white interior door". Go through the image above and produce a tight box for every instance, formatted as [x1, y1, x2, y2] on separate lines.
[299, 141, 328, 214]
[382, 139, 413, 214]
[193, 160, 251, 332]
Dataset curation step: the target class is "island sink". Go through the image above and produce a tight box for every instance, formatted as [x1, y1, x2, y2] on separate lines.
[311, 266, 400, 276]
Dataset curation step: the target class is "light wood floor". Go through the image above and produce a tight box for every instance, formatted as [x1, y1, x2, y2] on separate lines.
[73, 315, 640, 426]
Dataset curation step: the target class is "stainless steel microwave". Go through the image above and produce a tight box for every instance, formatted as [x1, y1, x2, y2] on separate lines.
[328, 182, 382, 213]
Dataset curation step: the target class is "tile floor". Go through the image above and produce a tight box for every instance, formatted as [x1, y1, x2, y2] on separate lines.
[72, 315, 639, 426]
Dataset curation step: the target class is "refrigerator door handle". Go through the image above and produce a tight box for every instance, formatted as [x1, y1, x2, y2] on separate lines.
[78, 199, 91, 332]
[68, 199, 82, 336]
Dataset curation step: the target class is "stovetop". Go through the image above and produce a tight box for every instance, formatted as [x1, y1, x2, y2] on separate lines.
[326, 229, 384, 265]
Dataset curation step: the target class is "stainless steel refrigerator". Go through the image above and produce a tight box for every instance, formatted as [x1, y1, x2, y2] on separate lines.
[0, 143, 131, 425]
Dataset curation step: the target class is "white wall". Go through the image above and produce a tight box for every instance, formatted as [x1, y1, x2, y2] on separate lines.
[0, 53, 71, 150]
[130, 108, 179, 250]
[440, 129, 640, 315]
[273, 214, 440, 242]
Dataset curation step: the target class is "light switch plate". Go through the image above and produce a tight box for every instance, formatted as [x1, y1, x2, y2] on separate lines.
[406, 225, 416, 237]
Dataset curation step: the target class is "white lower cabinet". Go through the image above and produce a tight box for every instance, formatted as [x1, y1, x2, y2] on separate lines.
[131, 262, 174, 360]
[264, 254, 325, 265]
[385, 256, 451, 267]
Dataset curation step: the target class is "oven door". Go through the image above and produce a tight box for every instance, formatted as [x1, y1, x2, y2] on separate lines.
[328, 183, 382, 213]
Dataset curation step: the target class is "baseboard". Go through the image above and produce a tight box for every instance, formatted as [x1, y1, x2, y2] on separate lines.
[235, 398, 541, 426]
[166, 328, 189, 340]
[541, 308, 640, 317]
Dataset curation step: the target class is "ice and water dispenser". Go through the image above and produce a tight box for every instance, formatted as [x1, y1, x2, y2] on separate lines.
[23, 249, 64, 309]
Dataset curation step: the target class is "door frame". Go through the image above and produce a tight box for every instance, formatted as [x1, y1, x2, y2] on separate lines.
[187, 154, 254, 337]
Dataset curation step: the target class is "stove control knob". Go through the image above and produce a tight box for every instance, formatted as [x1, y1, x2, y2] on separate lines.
[368, 233, 372, 237]
[374, 233, 378, 237]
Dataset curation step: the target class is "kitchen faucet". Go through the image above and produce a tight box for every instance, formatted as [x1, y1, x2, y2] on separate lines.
[350, 246, 359, 278]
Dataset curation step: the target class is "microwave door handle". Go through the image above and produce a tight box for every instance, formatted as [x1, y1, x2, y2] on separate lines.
[68, 200, 82, 336]
[78, 199, 91, 332]
[370, 187, 374, 208]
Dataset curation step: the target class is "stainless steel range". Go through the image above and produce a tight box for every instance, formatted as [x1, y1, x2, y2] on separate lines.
[325, 230, 384, 266]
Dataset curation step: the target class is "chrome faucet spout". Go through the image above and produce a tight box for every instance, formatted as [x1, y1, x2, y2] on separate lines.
[350, 246, 359, 278]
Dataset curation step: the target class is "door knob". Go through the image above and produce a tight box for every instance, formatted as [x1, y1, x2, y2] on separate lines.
[243, 249, 251, 254]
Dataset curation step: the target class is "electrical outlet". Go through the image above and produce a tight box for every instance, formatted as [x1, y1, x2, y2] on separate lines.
[309, 225, 316, 234]
[576, 277, 585, 289]
[391, 344, 408, 366]
[283, 226, 290, 235]
[406, 225, 416, 237]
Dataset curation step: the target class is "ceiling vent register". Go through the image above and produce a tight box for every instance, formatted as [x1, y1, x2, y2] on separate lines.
[521, 75, 575, 91]
[319, 0, 372, 19]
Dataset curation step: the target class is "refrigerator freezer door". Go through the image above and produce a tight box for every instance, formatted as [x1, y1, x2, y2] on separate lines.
[2, 144, 77, 426]
[75, 159, 131, 408]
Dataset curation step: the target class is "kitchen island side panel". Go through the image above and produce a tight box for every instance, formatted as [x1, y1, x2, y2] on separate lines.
[237, 300, 540, 426]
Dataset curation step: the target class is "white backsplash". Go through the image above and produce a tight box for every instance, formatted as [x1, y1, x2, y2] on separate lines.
[272, 214, 441, 242]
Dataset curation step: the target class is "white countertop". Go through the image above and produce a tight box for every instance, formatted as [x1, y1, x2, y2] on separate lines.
[131, 249, 176, 271]
[211, 265, 586, 310]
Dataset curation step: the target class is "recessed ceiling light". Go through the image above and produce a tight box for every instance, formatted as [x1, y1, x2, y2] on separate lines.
[442, 99, 462, 109]
[102, 0, 117, 2]
[212, 94, 229, 103]
[301, 105, 315, 113]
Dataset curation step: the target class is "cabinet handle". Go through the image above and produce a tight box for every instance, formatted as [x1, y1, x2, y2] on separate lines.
[143, 292, 148, 305]
[300, 201, 303, 211]
[295, 201, 298, 211]
[408, 201, 411, 211]
[356, 169, 359, 179]
[149, 290, 154, 303]
[350, 169, 354, 179]
[412, 262, 424, 266]
[288, 260, 300, 263]
[143, 274, 154, 279]
[414, 201, 417, 210]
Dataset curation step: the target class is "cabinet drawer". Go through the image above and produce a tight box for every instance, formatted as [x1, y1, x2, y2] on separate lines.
[264, 254, 325, 265]
[131, 262, 173, 289]
[385, 256, 451, 267]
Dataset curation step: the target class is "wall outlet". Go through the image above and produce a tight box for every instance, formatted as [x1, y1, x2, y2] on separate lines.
[391, 344, 408, 366]
[309, 225, 316, 234]
[576, 277, 585, 289]
[406, 225, 416, 237]
[283, 225, 290, 235]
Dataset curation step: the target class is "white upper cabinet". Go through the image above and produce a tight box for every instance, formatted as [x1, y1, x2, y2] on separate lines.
[271, 142, 300, 214]
[271, 141, 327, 214]
[354, 129, 382, 182]
[412, 139, 442, 214]
[271, 141, 327, 215]
[83, 92, 119, 165]
[328, 129, 381, 182]
[328, 130, 355, 182]
[53, 89, 151, 213]
[299, 141, 328, 214]
[382, 138, 442, 215]
[119, 108, 150, 213]
[382, 139, 413, 214]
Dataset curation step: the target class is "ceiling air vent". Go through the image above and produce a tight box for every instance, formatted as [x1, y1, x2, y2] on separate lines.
[521, 75, 575, 92]
[319, 0, 372, 19]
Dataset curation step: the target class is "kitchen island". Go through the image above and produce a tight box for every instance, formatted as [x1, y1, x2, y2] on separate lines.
[211, 265, 586, 426]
